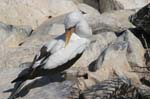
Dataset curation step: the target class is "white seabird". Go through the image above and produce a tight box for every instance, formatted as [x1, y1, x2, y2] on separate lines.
[10, 10, 92, 98]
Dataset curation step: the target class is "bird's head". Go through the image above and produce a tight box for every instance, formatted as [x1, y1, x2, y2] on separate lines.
[64, 10, 92, 46]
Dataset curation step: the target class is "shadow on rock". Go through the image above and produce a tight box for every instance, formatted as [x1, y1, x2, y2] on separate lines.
[4, 67, 65, 99]
[88, 60, 97, 72]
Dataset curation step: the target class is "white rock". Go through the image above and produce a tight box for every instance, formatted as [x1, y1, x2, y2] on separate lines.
[0, 0, 77, 29]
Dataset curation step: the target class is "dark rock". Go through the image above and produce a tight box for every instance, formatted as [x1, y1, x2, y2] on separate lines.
[138, 85, 150, 99]
[129, 28, 150, 48]
[81, 77, 136, 99]
[130, 3, 150, 35]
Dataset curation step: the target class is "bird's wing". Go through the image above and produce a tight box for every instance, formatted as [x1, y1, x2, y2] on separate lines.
[30, 33, 67, 69]
[30, 39, 58, 69]
[30, 33, 66, 69]
[31, 46, 50, 67]
[44, 36, 90, 69]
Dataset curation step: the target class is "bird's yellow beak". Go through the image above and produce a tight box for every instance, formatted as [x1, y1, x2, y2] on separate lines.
[65, 27, 75, 47]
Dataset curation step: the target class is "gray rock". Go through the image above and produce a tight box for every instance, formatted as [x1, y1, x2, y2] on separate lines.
[95, 40, 128, 70]
[130, 3, 150, 35]
[93, 39, 141, 87]
[88, 10, 135, 34]
[118, 30, 145, 67]
[99, 0, 148, 13]
[0, 22, 14, 31]
[17, 25, 33, 36]
[0, 22, 32, 38]
[0, 22, 32, 47]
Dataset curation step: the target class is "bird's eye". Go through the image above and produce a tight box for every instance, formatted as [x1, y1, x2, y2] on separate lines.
[68, 26, 75, 31]
[68, 27, 72, 31]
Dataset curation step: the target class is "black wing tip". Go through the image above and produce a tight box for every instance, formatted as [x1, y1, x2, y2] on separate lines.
[11, 77, 25, 83]
[11, 72, 29, 84]
[11, 79, 17, 83]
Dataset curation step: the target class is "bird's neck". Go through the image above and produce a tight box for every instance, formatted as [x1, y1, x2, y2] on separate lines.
[75, 20, 92, 39]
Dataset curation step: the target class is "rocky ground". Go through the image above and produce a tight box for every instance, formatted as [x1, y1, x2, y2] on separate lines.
[0, 0, 150, 99]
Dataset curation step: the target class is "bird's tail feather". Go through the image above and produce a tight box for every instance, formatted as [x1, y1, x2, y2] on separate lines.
[9, 81, 26, 99]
